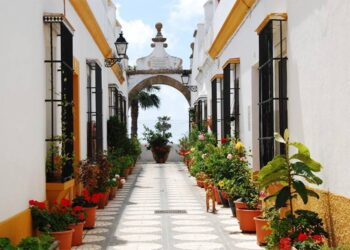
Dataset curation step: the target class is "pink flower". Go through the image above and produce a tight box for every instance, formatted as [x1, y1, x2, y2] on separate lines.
[121, 179, 126, 184]
[227, 154, 233, 160]
[259, 191, 266, 198]
[198, 133, 205, 141]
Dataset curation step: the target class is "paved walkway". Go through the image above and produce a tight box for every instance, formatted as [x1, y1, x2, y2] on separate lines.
[73, 162, 264, 250]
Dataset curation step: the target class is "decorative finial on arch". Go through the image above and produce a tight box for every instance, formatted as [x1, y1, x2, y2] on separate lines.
[152, 22, 167, 45]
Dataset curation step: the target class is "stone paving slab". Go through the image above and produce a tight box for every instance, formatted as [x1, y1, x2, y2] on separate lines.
[73, 162, 264, 250]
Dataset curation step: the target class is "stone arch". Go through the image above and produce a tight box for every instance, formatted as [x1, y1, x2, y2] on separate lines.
[128, 75, 191, 105]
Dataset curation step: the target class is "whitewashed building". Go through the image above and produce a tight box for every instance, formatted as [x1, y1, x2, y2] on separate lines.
[190, 0, 350, 246]
[0, 0, 128, 242]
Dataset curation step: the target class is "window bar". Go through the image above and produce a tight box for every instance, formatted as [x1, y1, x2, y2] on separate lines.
[95, 64, 103, 158]
[211, 79, 217, 140]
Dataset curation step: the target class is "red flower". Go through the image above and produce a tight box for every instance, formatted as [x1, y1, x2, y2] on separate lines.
[37, 202, 46, 209]
[29, 200, 46, 209]
[312, 235, 323, 243]
[60, 198, 71, 207]
[221, 137, 228, 144]
[79, 213, 85, 221]
[73, 206, 83, 212]
[297, 232, 308, 242]
[279, 237, 291, 250]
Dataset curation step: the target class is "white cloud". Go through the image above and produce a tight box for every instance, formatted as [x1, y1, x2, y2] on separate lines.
[114, 2, 154, 65]
[169, 0, 207, 29]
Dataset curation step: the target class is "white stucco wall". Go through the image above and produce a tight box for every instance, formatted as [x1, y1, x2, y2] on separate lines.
[0, 0, 46, 220]
[287, 0, 350, 197]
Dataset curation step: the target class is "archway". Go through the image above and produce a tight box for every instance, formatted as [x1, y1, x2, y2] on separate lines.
[128, 74, 191, 104]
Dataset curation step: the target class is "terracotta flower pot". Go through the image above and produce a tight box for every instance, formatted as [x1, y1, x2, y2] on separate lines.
[109, 187, 117, 200]
[234, 199, 248, 220]
[50, 229, 74, 250]
[254, 217, 272, 246]
[236, 208, 262, 232]
[123, 168, 129, 179]
[227, 198, 236, 217]
[213, 186, 222, 204]
[219, 191, 229, 208]
[69, 222, 85, 246]
[83, 206, 97, 229]
[151, 146, 171, 163]
[104, 190, 110, 206]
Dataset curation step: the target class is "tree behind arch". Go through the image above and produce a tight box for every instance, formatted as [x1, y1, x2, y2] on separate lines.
[131, 85, 161, 137]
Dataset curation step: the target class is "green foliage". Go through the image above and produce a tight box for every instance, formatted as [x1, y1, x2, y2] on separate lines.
[107, 116, 129, 153]
[95, 155, 112, 192]
[0, 234, 54, 250]
[0, 238, 15, 250]
[258, 129, 323, 210]
[266, 210, 328, 249]
[143, 116, 172, 149]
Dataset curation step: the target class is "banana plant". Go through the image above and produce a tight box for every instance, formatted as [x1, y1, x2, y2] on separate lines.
[258, 129, 323, 215]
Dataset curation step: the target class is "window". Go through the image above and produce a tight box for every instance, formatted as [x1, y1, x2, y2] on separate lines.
[258, 19, 288, 168]
[211, 75, 223, 142]
[223, 60, 240, 138]
[194, 98, 208, 132]
[108, 84, 118, 117]
[44, 15, 74, 182]
[87, 61, 103, 162]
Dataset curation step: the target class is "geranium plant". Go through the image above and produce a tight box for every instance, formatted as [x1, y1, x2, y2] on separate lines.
[72, 189, 103, 208]
[29, 199, 73, 232]
[266, 210, 328, 249]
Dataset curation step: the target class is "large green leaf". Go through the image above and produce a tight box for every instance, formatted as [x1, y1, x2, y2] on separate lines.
[259, 155, 288, 178]
[274, 132, 286, 144]
[290, 142, 310, 157]
[275, 186, 291, 209]
[290, 153, 322, 172]
[292, 162, 323, 185]
[307, 189, 320, 199]
[258, 169, 289, 188]
[293, 180, 308, 204]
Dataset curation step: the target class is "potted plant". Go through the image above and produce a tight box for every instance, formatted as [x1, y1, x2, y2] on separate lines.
[143, 116, 172, 163]
[258, 129, 328, 249]
[73, 190, 101, 229]
[29, 200, 74, 250]
[235, 179, 262, 232]
[0, 235, 58, 250]
[68, 204, 87, 246]
[108, 178, 118, 200]
[96, 155, 112, 208]
[254, 204, 274, 246]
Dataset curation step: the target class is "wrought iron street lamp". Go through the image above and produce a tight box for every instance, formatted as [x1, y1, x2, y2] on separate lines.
[181, 70, 197, 92]
[105, 32, 128, 67]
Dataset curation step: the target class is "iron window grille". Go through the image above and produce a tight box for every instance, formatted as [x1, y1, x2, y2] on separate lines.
[87, 61, 103, 162]
[223, 62, 240, 138]
[211, 78, 218, 140]
[108, 84, 118, 117]
[195, 97, 207, 132]
[44, 16, 74, 182]
[258, 19, 288, 168]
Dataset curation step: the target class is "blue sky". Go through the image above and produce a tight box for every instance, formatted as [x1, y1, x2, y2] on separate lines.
[114, 0, 206, 143]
